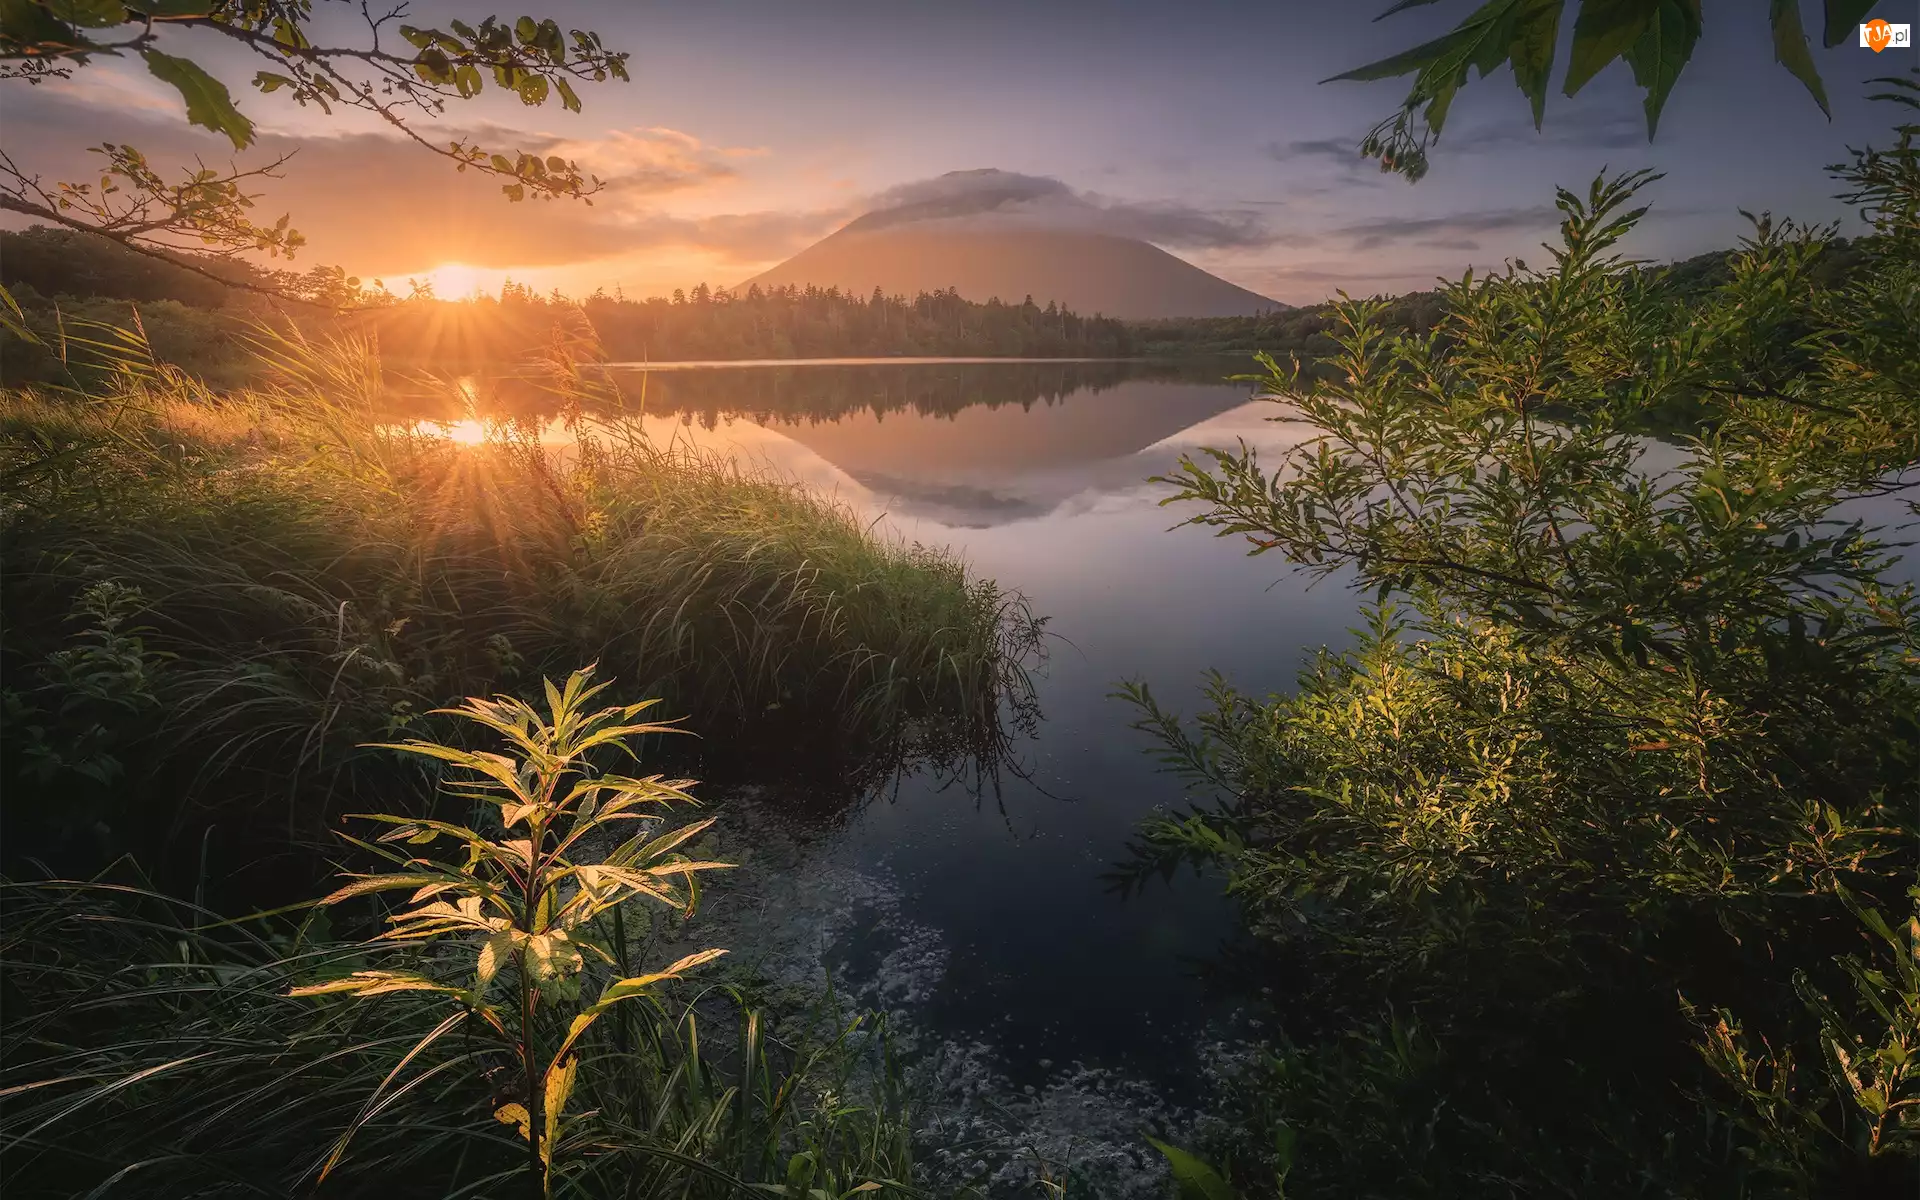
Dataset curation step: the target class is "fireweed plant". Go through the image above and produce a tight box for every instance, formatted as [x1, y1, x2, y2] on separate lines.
[290, 667, 732, 1195]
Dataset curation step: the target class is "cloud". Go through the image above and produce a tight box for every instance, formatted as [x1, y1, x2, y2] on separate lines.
[1267, 137, 1363, 164]
[1240, 259, 1470, 306]
[0, 87, 822, 275]
[1268, 104, 1645, 170]
[1438, 105, 1647, 154]
[1329, 206, 1562, 251]
[844, 168, 1276, 249]
[1263, 136, 1393, 194]
[541, 126, 763, 196]
[1265, 103, 1648, 199]
[616, 207, 848, 263]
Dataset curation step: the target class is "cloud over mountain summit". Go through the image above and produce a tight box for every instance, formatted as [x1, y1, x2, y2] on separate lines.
[845, 168, 1274, 250]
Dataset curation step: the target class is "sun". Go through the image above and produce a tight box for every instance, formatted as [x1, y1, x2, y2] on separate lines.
[419, 261, 491, 299]
[439, 418, 490, 446]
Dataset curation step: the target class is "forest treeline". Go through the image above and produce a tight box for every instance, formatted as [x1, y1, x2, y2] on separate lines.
[2, 224, 1846, 388]
[0, 227, 1138, 374]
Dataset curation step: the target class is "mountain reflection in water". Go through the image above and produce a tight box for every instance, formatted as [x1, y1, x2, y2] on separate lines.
[418, 358, 1916, 1174]
[566, 361, 1362, 1097]
[620, 362, 1264, 528]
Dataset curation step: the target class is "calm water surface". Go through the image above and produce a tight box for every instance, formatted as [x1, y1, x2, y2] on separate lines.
[459, 361, 1915, 1117]
[605, 361, 1358, 1092]
[521, 360, 1914, 1185]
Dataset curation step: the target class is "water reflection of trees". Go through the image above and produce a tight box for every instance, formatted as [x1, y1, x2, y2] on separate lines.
[629, 361, 1236, 427]
[411, 359, 1239, 427]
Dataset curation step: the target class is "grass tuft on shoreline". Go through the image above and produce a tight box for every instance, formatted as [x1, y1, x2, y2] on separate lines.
[0, 330, 1040, 887]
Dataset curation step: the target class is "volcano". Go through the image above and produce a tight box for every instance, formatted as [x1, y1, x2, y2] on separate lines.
[737, 170, 1280, 319]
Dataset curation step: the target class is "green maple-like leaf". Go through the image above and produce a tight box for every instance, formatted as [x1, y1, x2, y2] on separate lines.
[1772, 0, 1831, 117]
[1564, 0, 1657, 96]
[1821, 0, 1884, 48]
[1624, 0, 1702, 137]
[1509, 0, 1565, 128]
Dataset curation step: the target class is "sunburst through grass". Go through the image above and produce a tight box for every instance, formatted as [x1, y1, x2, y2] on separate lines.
[0, 318, 1044, 891]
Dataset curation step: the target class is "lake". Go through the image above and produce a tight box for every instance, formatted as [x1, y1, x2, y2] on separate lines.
[429, 359, 1918, 1188]
[582, 359, 1361, 1182]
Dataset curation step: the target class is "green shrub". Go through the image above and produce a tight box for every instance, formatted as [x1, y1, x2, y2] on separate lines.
[1128, 90, 1919, 1196]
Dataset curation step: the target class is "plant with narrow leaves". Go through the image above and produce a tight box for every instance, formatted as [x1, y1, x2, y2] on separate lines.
[1697, 889, 1920, 1180]
[1126, 102, 1918, 1195]
[290, 665, 730, 1196]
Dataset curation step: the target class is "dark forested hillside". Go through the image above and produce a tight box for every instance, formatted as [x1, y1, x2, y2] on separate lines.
[581, 282, 1136, 359]
[4, 225, 1862, 389]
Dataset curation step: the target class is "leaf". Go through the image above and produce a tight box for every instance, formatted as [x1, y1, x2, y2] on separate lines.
[0, 1, 84, 49]
[1771, 0, 1831, 116]
[40, 0, 126, 27]
[1623, 0, 1701, 136]
[593, 947, 727, 1009]
[1822, 0, 1882, 47]
[1325, 22, 1483, 84]
[526, 930, 584, 982]
[542, 1054, 578, 1160]
[287, 969, 468, 1000]
[643, 860, 733, 878]
[1145, 1137, 1240, 1200]
[548, 947, 729, 1066]
[1509, 0, 1564, 127]
[476, 929, 514, 990]
[514, 74, 550, 106]
[142, 50, 255, 149]
[286, 976, 383, 998]
[0, 282, 42, 345]
[319, 872, 451, 905]
[493, 1101, 531, 1141]
[366, 741, 524, 794]
[635, 818, 718, 864]
[1563, 0, 1656, 96]
[500, 801, 540, 826]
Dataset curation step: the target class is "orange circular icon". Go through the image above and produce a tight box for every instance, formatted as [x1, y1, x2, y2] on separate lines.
[1865, 18, 1893, 51]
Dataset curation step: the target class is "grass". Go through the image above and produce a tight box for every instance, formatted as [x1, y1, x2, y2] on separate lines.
[0, 325, 1042, 895]
[0, 323, 1020, 1197]
[0, 868, 920, 1198]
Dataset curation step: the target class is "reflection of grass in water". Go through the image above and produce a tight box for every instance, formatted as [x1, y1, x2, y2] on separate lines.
[0, 324, 1042, 893]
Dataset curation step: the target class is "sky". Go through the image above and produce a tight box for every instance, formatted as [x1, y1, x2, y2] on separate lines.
[4, 1, 1914, 304]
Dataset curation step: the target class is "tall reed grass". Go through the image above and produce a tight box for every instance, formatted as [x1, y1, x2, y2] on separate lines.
[0, 323, 1041, 890]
